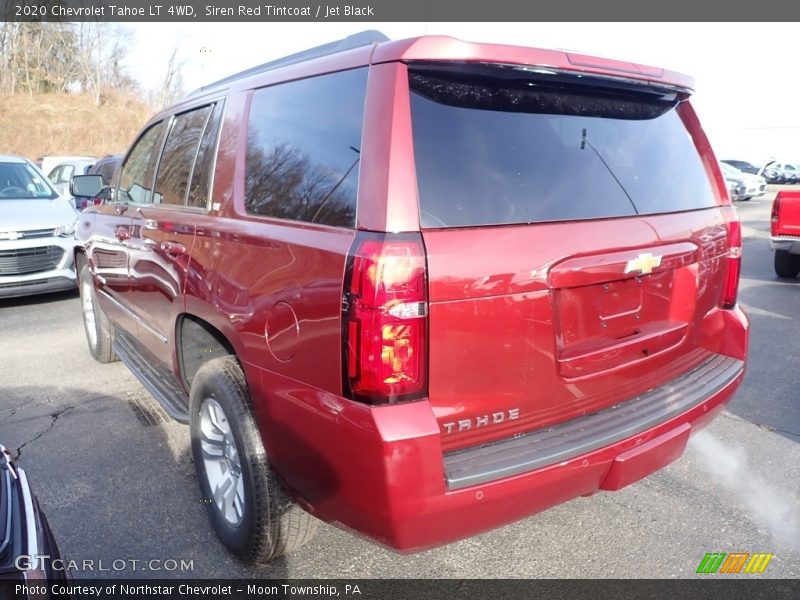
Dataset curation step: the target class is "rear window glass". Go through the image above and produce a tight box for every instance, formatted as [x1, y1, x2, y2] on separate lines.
[245, 67, 367, 228]
[409, 63, 716, 228]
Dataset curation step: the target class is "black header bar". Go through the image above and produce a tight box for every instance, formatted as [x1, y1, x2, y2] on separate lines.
[2, 0, 800, 22]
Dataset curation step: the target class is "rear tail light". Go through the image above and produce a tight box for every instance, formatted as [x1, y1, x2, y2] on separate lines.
[720, 205, 742, 310]
[342, 233, 428, 404]
[771, 193, 782, 237]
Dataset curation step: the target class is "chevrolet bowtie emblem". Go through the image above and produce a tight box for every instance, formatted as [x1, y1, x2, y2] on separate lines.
[624, 252, 662, 275]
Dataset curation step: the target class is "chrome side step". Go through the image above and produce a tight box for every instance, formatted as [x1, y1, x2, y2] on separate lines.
[113, 332, 189, 424]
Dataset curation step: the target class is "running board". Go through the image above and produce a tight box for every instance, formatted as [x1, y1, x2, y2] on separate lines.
[113, 332, 190, 424]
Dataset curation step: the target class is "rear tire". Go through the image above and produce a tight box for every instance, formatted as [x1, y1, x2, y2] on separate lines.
[774, 250, 800, 279]
[78, 262, 117, 363]
[189, 356, 318, 564]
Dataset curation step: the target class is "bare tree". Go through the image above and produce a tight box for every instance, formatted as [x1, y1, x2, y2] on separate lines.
[157, 40, 187, 108]
[0, 23, 77, 95]
[74, 23, 104, 105]
[0, 22, 136, 99]
[73, 23, 133, 105]
[0, 22, 15, 93]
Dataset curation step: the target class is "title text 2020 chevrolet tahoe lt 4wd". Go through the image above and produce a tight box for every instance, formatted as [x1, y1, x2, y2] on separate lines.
[72, 32, 748, 563]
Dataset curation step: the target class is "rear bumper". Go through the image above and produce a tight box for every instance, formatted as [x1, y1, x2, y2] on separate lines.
[252, 306, 748, 552]
[0, 274, 76, 299]
[444, 353, 741, 490]
[770, 236, 800, 254]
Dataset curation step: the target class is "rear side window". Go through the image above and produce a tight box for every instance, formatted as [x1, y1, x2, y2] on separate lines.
[245, 67, 367, 228]
[93, 159, 121, 186]
[49, 165, 76, 184]
[153, 105, 213, 206]
[409, 63, 717, 228]
[188, 102, 225, 208]
[118, 122, 166, 204]
[100, 162, 116, 184]
[47, 166, 62, 182]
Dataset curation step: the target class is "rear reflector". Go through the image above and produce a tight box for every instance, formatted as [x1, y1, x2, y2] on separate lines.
[771, 193, 782, 237]
[720, 206, 742, 310]
[342, 233, 428, 404]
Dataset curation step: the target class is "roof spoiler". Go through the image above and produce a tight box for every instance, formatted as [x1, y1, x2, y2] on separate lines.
[187, 30, 390, 98]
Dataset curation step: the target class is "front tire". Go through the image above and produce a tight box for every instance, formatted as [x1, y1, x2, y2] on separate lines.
[78, 262, 117, 363]
[189, 356, 318, 564]
[774, 250, 800, 279]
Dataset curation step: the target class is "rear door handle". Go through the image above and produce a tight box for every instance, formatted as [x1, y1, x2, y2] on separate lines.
[160, 241, 187, 256]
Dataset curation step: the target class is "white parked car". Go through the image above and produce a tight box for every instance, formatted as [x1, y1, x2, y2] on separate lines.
[720, 162, 767, 200]
[47, 158, 96, 199]
[39, 155, 95, 179]
[0, 155, 78, 298]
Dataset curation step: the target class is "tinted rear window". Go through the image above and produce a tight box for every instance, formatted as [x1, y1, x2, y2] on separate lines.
[245, 67, 367, 228]
[409, 63, 716, 228]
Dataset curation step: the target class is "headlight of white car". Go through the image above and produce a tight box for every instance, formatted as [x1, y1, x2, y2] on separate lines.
[55, 222, 76, 237]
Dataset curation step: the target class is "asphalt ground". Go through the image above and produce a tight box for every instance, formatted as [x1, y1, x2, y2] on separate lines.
[0, 188, 798, 579]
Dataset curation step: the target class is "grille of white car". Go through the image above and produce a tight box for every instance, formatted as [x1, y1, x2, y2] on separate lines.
[0, 246, 64, 275]
[20, 228, 58, 239]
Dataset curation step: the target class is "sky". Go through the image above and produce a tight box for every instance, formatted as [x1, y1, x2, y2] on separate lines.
[124, 22, 800, 165]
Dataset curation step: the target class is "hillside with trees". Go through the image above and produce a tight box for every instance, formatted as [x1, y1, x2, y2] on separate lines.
[0, 92, 152, 161]
[0, 22, 180, 160]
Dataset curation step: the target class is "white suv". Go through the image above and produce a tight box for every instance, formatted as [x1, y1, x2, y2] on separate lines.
[0, 155, 78, 298]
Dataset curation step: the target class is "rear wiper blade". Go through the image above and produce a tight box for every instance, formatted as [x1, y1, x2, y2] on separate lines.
[580, 127, 639, 215]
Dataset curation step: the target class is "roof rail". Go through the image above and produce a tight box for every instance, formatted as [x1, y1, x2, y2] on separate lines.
[187, 30, 390, 98]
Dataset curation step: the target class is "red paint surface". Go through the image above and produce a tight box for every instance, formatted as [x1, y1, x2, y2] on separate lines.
[77, 35, 748, 551]
[772, 190, 800, 237]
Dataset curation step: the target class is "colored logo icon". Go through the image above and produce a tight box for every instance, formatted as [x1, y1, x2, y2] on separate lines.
[696, 552, 774, 574]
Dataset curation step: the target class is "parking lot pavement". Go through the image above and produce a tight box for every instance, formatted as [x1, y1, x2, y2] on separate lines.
[0, 190, 798, 579]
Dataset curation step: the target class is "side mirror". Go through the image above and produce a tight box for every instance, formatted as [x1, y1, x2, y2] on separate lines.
[70, 174, 104, 198]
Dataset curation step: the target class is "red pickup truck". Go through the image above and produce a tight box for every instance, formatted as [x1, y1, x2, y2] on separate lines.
[771, 190, 800, 278]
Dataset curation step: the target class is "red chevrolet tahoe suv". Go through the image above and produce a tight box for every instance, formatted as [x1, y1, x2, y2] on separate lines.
[72, 32, 749, 563]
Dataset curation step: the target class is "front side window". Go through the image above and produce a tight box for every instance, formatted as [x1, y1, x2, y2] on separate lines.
[117, 122, 166, 204]
[153, 106, 213, 206]
[244, 67, 368, 228]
